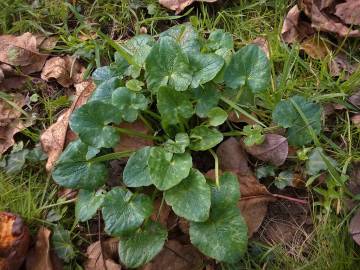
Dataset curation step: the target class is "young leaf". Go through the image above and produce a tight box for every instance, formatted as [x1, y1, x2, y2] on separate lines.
[118, 221, 167, 268]
[188, 53, 224, 88]
[75, 189, 104, 222]
[224, 44, 270, 94]
[70, 101, 121, 148]
[112, 87, 148, 122]
[102, 187, 153, 236]
[164, 169, 211, 222]
[272, 95, 321, 146]
[189, 173, 248, 263]
[163, 133, 190, 154]
[148, 147, 192, 190]
[189, 126, 223, 151]
[207, 107, 228, 126]
[51, 225, 75, 263]
[92, 62, 128, 85]
[242, 124, 265, 146]
[123, 147, 152, 187]
[157, 86, 193, 125]
[88, 77, 122, 104]
[125, 79, 144, 92]
[256, 165, 276, 179]
[145, 37, 192, 92]
[275, 170, 293, 189]
[52, 140, 108, 190]
[192, 83, 220, 118]
[306, 147, 337, 176]
[207, 29, 234, 51]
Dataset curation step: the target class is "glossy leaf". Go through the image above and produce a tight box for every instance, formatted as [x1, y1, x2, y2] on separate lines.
[207, 107, 227, 126]
[224, 44, 270, 94]
[148, 147, 192, 190]
[165, 169, 211, 222]
[242, 124, 265, 146]
[157, 86, 193, 125]
[102, 187, 153, 236]
[112, 87, 148, 122]
[118, 221, 167, 268]
[145, 37, 192, 92]
[272, 95, 321, 146]
[123, 147, 152, 187]
[88, 77, 122, 103]
[52, 140, 108, 190]
[189, 126, 223, 151]
[70, 101, 121, 148]
[75, 189, 104, 222]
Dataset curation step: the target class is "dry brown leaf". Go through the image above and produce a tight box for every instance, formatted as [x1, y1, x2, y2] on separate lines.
[84, 239, 121, 270]
[141, 240, 203, 270]
[349, 89, 360, 107]
[227, 111, 257, 125]
[25, 227, 63, 270]
[0, 212, 30, 270]
[300, 37, 329, 59]
[159, 0, 217, 14]
[40, 80, 95, 171]
[251, 37, 270, 58]
[151, 199, 171, 227]
[41, 56, 85, 87]
[243, 134, 288, 167]
[216, 137, 252, 175]
[351, 114, 360, 127]
[350, 210, 360, 246]
[335, 0, 360, 26]
[113, 120, 154, 152]
[329, 53, 357, 78]
[299, 0, 360, 37]
[281, 5, 315, 43]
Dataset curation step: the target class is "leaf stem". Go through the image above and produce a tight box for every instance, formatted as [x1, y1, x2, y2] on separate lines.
[209, 149, 220, 187]
[38, 198, 77, 210]
[116, 127, 162, 141]
[272, 194, 308, 205]
[90, 150, 134, 163]
[220, 96, 266, 127]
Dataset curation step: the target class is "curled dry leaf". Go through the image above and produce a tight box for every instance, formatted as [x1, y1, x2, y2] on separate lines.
[84, 239, 121, 270]
[25, 227, 63, 270]
[114, 120, 154, 152]
[243, 134, 289, 167]
[159, 0, 217, 14]
[329, 53, 357, 78]
[41, 80, 95, 171]
[335, 0, 360, 26]
[0, 212, 30, 270]
[41, 56, 85, 87]
[141, 240, 203, 270]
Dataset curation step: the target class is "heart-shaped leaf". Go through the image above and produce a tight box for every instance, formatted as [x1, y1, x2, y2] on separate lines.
[165, 169, 211, 222]
[112, 87, 148, 122]
[192, 83, 220, 118]
[148, 147, 192, 190]
[118, 221, 167, 268]
[145, 37, 192, 92]
[88, 77, 122, 103]
[157, 86, 193, 125]
[124, 35, 155, 67]
[70, 101, 121, 148]
[189, 53, 224, 88]
[52, 140, 108, 190]
[189, 173, 248, 263]
[123, 147, 152, 187]
[102, 187, 153, 236]
[207, 29, 234, 51]
[207, 107, 228, 126]
[163, 133, 189, 154]
[75, 189, 105, 222]
[189, 126, 223, 151]
[224, 44, 270, 94]
[272, 95, 321, 146]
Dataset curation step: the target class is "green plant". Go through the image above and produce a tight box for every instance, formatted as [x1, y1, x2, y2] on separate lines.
[51, 23, 324, 268]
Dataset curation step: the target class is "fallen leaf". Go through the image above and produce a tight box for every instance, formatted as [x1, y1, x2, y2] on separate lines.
[281, 5, 315, 43]
[25, 227, 63, 270]
[227, 111, 257, 125]
[84, 239, 121, 270]
[329, 53, 357, 78]
[113, 120, 154, 152]
[40, 80, 95, 171]
[350, 210, 360, 246]
[150, 199, 171, 227]
[335, 0, 360, 26]
[349, 89, 360, 107]
[251, 37, 270, 58]
[216, 137, 252, 175]
[41, 56, 85, 87]
[159, 0, 217, 14]
[300, 36, 329, 59]
[351, 114, 360, 127]
[0, 212, 30, 270]
[243, 134, 288, 167]
[299, 0, 360, 37]
[141, 240, 203, 270]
